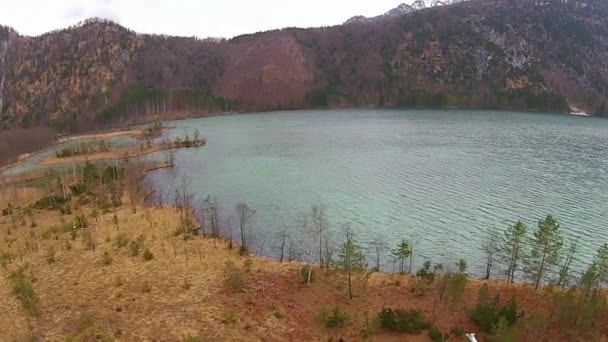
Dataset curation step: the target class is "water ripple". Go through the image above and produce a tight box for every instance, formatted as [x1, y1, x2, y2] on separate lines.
[147, 109, 608, 275]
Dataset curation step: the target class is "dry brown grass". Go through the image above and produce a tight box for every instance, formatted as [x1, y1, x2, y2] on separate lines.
[0, 200, 296, 341]
[0, 186, 46, 208]
[0, 195, 604, 341]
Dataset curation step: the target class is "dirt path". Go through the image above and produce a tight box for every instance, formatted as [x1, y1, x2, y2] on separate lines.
[58, 129, 146, 142]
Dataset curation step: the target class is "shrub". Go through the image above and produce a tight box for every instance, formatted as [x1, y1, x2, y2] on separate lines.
[416, 261, 435, 282]
[128, 237, 145, 258]
[223, 261, 246, 292]
[32, 195, 67, 210]
[115, 233, 129, 248]
[272, 309, 284, 320]
[129, 241, 141, 257]
[317, 306, 351, 328]
[450, 326, 466, 337]
[428, 326, 449, 342]
[102, 251, 113, 265]
[8, 267, 39, 315]
[469, 284, 521, 332]
[46, 247, 56, 264]
[378, 308, 428, 333]
[59, 205, 72, 215]
[181, 278, 192, 290]
[74, 214, 88, 229]
[221, 310, 237, 324]
[142, 281, 152, 293]
[0, 251, 14, 269]
[243, 258, 253, 272]
[143, 248, 154, 261]
[300, 265, 315, 283]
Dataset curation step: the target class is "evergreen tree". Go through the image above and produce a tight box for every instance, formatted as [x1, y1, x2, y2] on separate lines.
[335, 228, 366, 299]
[593, 244, 608, 290]
[557, 241, 577, 289]
[526, 215, 563, 289]
[392, 240, 411, 274]
[580, 261, 599, 295]
[500, 220, 527, 284]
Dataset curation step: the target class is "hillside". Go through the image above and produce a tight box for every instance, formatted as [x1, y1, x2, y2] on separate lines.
[0, 0, 607, 162]
[1, 159, 606, 341]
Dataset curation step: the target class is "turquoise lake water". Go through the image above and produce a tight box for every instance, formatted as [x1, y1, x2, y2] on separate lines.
[143, 109, 608, 276]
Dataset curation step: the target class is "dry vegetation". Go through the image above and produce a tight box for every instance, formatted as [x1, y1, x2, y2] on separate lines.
[0, 159, 606, 341]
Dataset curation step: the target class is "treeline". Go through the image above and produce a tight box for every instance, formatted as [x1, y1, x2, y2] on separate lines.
[395, 87, 569, 113]
[305, 85, 570, 113]
[164, 189, 595, 291]
[96, 86, 240, 125]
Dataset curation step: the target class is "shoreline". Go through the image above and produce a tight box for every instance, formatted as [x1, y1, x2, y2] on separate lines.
[2, 106, 602, 175]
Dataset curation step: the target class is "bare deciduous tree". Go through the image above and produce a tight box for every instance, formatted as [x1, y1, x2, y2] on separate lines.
[310, 204, 328, 268]
[369, 233, 388, 272]
[203, 195, 220, 237]
[175, 177, 195, 241]
[236, 202, 255, 254]
[276, 227, 288, 262]
[481, 228, 497, 280]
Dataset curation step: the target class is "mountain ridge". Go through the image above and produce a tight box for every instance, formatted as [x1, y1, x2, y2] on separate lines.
[0, 0, 607, 163]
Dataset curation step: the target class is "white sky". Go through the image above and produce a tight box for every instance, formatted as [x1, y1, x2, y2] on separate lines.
[0, 0, 406, 38]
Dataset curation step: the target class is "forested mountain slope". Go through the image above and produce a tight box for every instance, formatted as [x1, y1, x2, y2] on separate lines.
[0, 0, 607, 163]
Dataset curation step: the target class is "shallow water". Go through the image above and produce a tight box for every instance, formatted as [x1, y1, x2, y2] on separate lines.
[1, 134, 142, 176]
[146, 109, 608, 277]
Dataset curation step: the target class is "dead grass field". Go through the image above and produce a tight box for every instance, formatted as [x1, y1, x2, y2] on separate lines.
[0, 196, 605, 341]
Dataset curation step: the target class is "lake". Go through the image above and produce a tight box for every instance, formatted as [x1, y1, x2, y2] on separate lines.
[146, 109, 608, 277]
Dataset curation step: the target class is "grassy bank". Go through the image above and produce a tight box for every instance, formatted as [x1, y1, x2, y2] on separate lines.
[0, 161, 606, 341]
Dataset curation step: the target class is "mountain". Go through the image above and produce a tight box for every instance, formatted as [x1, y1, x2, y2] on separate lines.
[346, 1, 463, 24]
[0, 0, 607, 162]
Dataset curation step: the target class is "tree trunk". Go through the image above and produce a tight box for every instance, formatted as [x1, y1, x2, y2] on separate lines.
[279, 236, 286, 262]
[485, 256, 492, 280]
[408, 244, 413, 274]
[535, 250, 547, 290]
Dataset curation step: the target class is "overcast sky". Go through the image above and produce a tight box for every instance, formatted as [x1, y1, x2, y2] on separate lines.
[0, 0, 406, 38]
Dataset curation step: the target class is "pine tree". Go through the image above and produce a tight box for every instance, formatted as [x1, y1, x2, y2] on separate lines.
[557, 241, 577, 289]
[500, 220, 527, 284]
[392, 240, 411, 274]
[526, 215, 563, 289]
[336, 228, 366, 299]
[580, 261, 599, 295]
[593, 244, 608, 290]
